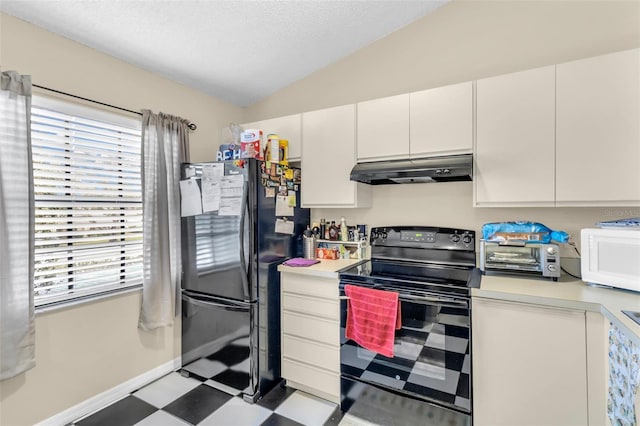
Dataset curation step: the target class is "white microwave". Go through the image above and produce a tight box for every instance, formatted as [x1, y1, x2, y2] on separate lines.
[581, 228, 640, 292]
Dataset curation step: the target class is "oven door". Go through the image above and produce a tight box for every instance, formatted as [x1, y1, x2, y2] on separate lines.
[339, 280, 471, 416]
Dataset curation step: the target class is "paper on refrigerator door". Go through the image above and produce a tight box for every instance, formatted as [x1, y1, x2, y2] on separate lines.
[219, 174, 244, 216]
[219, 197, 242, 216]
[179, 179, 203, 217]
[220, 174, 244, 196]
[275, 218, 295, 235]
[201, 178, 221, 212]
[202, 163, 224, 179]
[276, 194, 294, 216]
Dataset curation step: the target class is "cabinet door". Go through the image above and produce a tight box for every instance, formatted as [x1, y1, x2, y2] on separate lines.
[356, 94, 410, 162]
[410, 81, 473, 158]
[301, 105, 371, 208]
[556, 48, 640, 206]
[475, 66, 556, 206]
[472, 298, 588, 426]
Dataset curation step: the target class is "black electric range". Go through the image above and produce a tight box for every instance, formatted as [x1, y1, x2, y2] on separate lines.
[338, 226, 481, 426]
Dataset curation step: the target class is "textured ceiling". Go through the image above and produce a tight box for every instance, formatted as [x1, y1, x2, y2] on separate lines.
[1, 0, 447, 107]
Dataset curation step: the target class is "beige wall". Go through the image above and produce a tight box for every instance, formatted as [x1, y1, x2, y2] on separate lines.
[245, 0, 640, 120]
[0, 13, 242, 425]
[244, 0, 640, 253]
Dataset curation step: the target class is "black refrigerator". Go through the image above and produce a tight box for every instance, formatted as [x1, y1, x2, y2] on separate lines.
[180, 159, 309, 403]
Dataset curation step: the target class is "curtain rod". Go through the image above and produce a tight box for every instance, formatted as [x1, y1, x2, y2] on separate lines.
[32, 84, 197, 131]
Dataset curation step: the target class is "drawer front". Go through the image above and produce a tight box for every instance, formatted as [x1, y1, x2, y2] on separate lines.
[282, 335, 339, 373]
[282, 358, 340, 398]
[282, 274, 338, 300]
[282, 311, 339, 346]
[282, 293, 339, 320]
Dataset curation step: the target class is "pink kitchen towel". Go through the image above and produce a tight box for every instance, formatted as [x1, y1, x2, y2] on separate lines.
[344, 284, 401, 358]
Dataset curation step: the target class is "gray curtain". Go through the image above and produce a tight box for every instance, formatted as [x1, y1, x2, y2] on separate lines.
[0, 71, 35, 380]
[139, 110, 189, 330]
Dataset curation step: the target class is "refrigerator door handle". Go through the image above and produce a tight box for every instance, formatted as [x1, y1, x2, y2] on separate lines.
[182, 292, 249, 312]
[239, 179, 251, 301]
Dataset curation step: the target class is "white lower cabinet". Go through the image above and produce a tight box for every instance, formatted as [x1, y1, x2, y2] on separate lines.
[280, 272, 340, 403]
[472, 298, 589, 426]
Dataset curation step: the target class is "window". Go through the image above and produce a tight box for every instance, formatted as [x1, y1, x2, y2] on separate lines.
[30, 96, 143, 307]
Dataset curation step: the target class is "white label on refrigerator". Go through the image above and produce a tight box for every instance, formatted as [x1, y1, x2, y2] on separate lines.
[179, 179, 203, 217]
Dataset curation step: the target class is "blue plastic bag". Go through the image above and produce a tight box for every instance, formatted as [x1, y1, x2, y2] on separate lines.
[482, 221, 569, 244]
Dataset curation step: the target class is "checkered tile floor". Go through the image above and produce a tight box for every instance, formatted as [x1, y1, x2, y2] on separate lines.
[71, 373, 347, 426]
[71, 333, 354, 426]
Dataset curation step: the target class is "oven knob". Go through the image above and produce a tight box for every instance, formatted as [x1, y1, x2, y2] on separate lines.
[547, 246, 557, 255]
[462, 235, 472, 244]
[547, 264, 558, 272]
[450, 234, 460, 243]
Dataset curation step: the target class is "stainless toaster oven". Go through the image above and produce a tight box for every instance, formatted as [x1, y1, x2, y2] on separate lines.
[480, 240, 561, 281]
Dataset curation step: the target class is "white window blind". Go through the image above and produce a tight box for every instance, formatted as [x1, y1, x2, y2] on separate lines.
[30, 97, 143, 307]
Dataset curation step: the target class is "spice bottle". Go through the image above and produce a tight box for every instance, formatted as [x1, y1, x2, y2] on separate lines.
[319, 219, 326, 241]
[328, 220, 339, 241]
[340, 217, 349, 241]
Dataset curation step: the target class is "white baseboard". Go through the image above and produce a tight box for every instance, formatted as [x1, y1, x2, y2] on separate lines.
[37, 357, 181, 426]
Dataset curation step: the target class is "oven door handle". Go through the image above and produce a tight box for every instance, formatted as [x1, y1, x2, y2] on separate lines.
[398, 293, 468, 308]
[340, 294, 468, 308]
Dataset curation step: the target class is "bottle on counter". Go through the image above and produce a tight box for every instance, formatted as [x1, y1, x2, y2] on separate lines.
[319, 218, 326, 241]
[328, 220, 339, 241]
[340, 217, 349, 242]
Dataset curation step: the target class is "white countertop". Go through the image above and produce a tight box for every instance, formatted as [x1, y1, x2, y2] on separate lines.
[473, 273, 640, 345]
[278, 258, 366, 279]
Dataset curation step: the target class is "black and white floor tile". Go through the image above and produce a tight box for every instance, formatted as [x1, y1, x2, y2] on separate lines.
[71, 372, 350, 426]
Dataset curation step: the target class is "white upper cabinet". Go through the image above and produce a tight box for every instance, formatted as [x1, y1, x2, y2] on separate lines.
[475, 66, 556, 206]
[301, 104, 371, 208]
[556, 48, 640, 206]
[356, 84, 474, 162]
[410, 81, 473, 158]
[356, 94, 410, 162]
[241, 114, 302, 162]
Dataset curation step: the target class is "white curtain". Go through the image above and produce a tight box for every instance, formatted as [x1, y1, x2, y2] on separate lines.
[139, 110, 189, 330]
[0, 71, 35, 380]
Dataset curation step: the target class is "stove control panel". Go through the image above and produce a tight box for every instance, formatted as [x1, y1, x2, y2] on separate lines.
[370, 226, 475, 251]
[400, 230, 436, 243]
